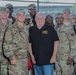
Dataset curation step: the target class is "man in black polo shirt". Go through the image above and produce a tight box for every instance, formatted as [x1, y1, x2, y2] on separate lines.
[29, 12, 59, 75]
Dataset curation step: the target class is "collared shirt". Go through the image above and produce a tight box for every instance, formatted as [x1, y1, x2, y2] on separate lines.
[29, 25, 59, 65]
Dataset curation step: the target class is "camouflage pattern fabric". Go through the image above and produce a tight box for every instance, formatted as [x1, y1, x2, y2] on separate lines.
[55, 61, 74, 75]
[0, 22, 10, 75]
[9, 59, 28, 75]
[62, 24, 76, 57]
[3, 22, 29, 75]
[55, 24, 76, 75]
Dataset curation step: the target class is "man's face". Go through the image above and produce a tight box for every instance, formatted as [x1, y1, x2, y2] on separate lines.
[16, 12, 25, 23]
[29, 7, 36, 16]
[71, 16, 76, 23]
[1, 12, 9, 19]
[7, 6, 13, 13]
[46, 16, 53, 24]
[55, 17, 64, 25]
[35, 13, 45, 27]
[63, 11, 70, 20]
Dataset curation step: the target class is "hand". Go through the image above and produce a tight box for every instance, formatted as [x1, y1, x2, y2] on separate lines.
[50, 55, 56, 63]
[31, 55, 36, 64]
[67, 57, 73, 65]
[11, 59, 17, 65]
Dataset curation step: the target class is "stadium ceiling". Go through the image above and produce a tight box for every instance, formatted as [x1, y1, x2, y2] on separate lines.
[0, 0, 76, 4]
[0, 0, 76, 7]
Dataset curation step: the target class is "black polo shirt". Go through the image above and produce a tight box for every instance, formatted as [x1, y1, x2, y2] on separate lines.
[29, 25, 59, 66]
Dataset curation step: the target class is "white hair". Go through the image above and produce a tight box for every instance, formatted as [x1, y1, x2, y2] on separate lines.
[35, 12, 45, 19]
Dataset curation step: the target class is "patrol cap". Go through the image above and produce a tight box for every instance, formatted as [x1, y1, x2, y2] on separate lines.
[28, 4, 36, 9]
[63, 8, 70, 13]
[55, 13, 63, 18]
[71, 14, 76, 19]
[26, 13, 31, 19]
[16, 8, 25, 15]
[5, 4, 13, 8]
[1, 7, 10, 13]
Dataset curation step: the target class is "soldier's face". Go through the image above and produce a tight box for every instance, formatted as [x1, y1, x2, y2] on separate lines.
[71, 16, 76, 23]
[1, 12, 9, 19]
[29, 7, 36, 16]
[63, 11, 70, 20]
[55, 17, 64, 25]
[16, 12, 25, 23]
[46, 16, 53, 24]
[7, 6, 13, 13]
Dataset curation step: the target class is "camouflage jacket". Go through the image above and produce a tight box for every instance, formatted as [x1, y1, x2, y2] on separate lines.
[3, 22, 29, 60]
[0, 22, 9, 62]
[56, 24, 76, 61]
[62, 24, 76, 57]
[56, 25, 70, 61]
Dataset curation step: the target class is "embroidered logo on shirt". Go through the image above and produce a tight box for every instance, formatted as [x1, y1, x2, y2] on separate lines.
[42, 30, 48, 34]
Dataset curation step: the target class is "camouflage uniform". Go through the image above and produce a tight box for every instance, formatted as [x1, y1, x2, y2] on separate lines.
[63, 23, 76, 75]
[0, 21, 10, 75]
[3, 22, 29, 75]
[25, 13, 34, 27]
[63, 22, 76, 57]
[0, 7, 11, 75]
[56, 23, 76, 75]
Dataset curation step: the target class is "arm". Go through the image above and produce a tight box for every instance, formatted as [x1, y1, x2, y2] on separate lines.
[3, 27, 16, 64]
[50, 41, 59, 63]
[49, 27, 59, 63]
[29, 43, 33, 57]
[53, 41, 59, 57]
[29, 43, 36, 64]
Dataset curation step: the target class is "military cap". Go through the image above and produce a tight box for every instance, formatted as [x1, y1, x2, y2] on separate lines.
[26, 13, 31, 19]
[16, 8, 25, 14]
[71, 14, 76, 18]
[28, 4, 36, 9]
[5, 4, 13, 8]
[55, 13, 63, 18]
[63, 8, 70, 13]
[1, 7, 10, 13]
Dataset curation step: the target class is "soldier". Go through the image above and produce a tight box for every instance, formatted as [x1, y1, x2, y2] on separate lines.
[63, 8, 76, 61]
[71, 14, 76, 24]
[28, 4, 37, 25]
[55, 13, 75, 75]
[24, 12, 33, 27]
[0, 7, 10, 75]
[63, 8, 76, 74]
[71, 14, 76, 74]
[45, 14, 55, 27]
[5, 4, 16, 24]
[71, 14, 76, 34]
[3, 9, 29, 75]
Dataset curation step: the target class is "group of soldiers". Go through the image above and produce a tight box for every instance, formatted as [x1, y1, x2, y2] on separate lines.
[0, 3, 76, 75]
[55, 9, 76, 75]
[0, 3, 36, 75]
